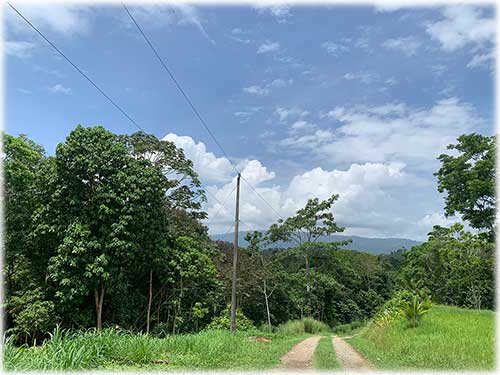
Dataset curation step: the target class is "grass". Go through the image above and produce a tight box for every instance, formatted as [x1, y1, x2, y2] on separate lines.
[313, 336, 340, 369]
[332, 320, 364, 336]
[4, 327, 308, 371]
[277, 317, 330, 335]
[347, 304, 495, 370]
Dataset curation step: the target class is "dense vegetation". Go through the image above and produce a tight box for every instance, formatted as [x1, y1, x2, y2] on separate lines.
[2, 125, 495, 370]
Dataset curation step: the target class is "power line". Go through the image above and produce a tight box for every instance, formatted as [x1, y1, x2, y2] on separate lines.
[123, 4, 285, 222]
[122, 3, 239, 176]
[210, 179, 237, 221]
[240, 175, 284, 220]
[7, 2, 146, 133]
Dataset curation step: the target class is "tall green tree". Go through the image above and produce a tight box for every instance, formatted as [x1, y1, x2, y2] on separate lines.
[267, 195, 348, 316]
[435, 133, 495, 237]
[45, 126, 169, 330]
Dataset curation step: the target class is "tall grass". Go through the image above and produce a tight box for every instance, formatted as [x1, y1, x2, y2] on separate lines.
[4, 326, 307, 371]
[347, 305, 494, 370]
[277, 317, 330, 335]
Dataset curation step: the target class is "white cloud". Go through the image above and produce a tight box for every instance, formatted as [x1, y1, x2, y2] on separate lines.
[205, 158, 438, 240]
[426, 6, 495, 52]
[124, 4, 214, 44]
[467, 51, 495, 70]
[233, 107, 262, 123]
[385, 77, 398, 86]
[243, 85, 271, 96]
[243, 78, 293, 96]
[343, 72, 377, 84]
[318, 98, 483, 169]
[6, 5, 92, 36]
[163, 132, 456, 240]
[255, 5, 292, 23]
[382, 36, 421, 57]
[162, 133, 234, 183]
[4, 41, 35, 58]
[257, 41, 280, 54]
[49, 84, 71, 94]
[322, 41, 350, 56]
[274, 106, 310, 122]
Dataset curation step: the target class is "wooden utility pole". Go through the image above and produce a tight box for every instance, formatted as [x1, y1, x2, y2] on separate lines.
[230, 173, 241, 335]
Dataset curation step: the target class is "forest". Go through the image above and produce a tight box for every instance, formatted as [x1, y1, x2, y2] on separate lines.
[2, 126, 496, 370]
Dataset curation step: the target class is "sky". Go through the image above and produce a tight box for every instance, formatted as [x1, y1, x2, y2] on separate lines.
[3, 2, 496, 240]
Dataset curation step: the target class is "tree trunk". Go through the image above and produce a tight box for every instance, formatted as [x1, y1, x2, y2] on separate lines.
[146, 269, 153, 334]
[94, 281, 105, 331]
[304, 254, 311, 316]
[263, 279, 272, 330]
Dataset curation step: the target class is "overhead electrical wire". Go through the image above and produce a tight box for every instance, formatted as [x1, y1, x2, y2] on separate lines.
[7, 2, 146, 133]
[122, 4, 285, 221]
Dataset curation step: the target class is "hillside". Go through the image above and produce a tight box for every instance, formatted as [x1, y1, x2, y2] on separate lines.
[347, 305, 494, 370]
[211, 231, 421, 254]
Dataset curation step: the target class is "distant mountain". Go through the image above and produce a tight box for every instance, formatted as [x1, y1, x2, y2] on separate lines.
[211, 231, 421, 255]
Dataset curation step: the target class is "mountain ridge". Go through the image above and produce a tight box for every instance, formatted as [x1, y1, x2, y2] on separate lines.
[211, 231, 422, 254]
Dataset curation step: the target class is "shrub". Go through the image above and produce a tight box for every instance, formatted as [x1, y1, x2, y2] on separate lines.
[205, 308, 255, 331]
[400, 290, 432, 328]
[277, 318, 329, 335]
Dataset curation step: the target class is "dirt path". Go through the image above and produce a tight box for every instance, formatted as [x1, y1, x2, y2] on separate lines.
[277, 335, 321, 369]
[332, 336, 373, 370]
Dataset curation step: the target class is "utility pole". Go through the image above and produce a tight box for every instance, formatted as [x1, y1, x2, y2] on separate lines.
[230, 173, 241, 335]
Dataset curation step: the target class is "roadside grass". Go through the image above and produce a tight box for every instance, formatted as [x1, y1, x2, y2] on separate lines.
[4, 327, 308, 371]
[313, 336, 340, 369]
[347, 304, 495, 370]
[332, 320, 364, 337]
[277, 317, 330, 335]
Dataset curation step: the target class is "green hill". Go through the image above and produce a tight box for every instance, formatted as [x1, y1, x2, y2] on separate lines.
[211, 231, 421, 254]
[347, 305, 495, 370]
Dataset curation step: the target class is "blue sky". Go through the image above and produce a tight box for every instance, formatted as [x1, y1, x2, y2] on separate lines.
[4, 3, 496, 239]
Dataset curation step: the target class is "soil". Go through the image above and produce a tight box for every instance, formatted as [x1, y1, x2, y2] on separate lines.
[332, 336, 373, 370]
[277, 335, 321, 369]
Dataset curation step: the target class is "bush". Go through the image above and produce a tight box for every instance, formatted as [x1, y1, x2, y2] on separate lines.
[400, 290, 432, 328]
[332, 320, 363, 334]
[205, 307, 255, 331]
[277, 318, 329, 335]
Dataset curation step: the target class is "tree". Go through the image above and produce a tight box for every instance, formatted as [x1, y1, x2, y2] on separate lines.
[45, 126, 169, 330]
[267, 195, 348, 316]
[120, 131, 206, 333]
[435, 133, 495, 237]
[245, 231, 279, 330]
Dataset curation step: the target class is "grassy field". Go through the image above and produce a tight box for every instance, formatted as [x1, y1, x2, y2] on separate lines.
[4, 327, 308, 371]
[347, 304, 495, 370]
[313, 336, 340, 369]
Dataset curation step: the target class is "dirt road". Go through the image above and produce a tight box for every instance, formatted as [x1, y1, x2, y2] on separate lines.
[332, 336, 373, 370]
[277, 335, 321, 369]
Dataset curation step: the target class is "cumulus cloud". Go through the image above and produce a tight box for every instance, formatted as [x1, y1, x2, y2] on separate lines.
[163, 131, 461, 240]
[382, 36, 422, 57]
[162, 133, 234, 183]
[317, 98, 483, 169]
[426, 6, 495, 52]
